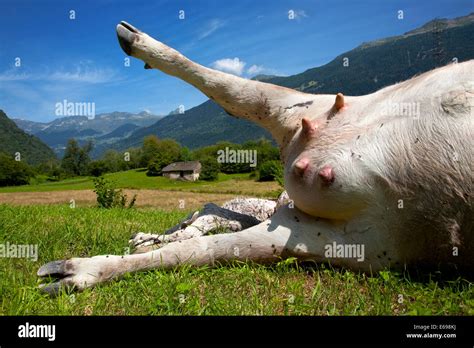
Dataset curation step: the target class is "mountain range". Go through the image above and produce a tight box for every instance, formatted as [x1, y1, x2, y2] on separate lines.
[5, 12, 474, 160]
[13, 111, 163, 157]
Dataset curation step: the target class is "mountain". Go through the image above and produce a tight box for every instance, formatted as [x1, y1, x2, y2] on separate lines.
[0, 110, 56, 165]
[251, 74, 279, 81]
[112, 100, 272, 150]
[97, 123, 140, 141]
[13, 111, 163, 156]
[266, 13, 474, 95]
[13, 119, 50, 134]
[111, 12, 474, 152]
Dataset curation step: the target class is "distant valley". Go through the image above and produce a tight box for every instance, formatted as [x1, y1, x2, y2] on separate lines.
[13, 111, 163, 157]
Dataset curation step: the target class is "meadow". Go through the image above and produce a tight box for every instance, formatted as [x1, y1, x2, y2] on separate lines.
[0, 170, 281, 210]
[0, 170, 281, 197]
[0, 170, 472, 315]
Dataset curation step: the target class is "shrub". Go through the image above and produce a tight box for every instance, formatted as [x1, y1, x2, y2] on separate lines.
[146, 160, 162, 176]
[92, 176, 136, 209]
[258, 160, 283, 183]
[0, 152, 34, 186]
[88, 160, 108, 177]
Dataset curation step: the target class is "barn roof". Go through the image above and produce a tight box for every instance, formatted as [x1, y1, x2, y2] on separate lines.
[162, 161, 202, 173]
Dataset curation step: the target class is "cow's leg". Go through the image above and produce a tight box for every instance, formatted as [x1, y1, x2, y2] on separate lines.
[38, 205, 393, 294]
[37, 205, 302, 294]
[116, 22, 339, 147]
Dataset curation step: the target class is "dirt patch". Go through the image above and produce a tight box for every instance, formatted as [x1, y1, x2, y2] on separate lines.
[0, 189, 244, 211]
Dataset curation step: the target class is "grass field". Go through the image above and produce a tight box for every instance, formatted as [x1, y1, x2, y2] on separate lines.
[0, 205, 472, 315]
[0, 170, 472, 315]
[0, 170, 281, 198]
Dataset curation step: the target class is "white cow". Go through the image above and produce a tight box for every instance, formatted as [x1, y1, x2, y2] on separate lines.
[38, 22, 473, 294]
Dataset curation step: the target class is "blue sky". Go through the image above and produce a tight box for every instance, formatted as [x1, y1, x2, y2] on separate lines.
[0, 0, 472, 122]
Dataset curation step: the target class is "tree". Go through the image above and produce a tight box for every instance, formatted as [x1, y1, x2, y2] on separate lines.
[243, 138, 280, 170]
[199, 156, 219, 181]
[124, 147, 143, 169]
[49, 165, 64, 181]
[0, 152, 34, 186]
[146, 160, 161, 176]
[36, 159, 64, 181]
[156, 139, 182, 167]
[179, 146, 192, 161]
[217, 142, 249, 174]
[141, 135, 161, 167]
[191, 140, 280, 175]
[101, 149, 130, 173]
[87, 160, 108, 177]
[258, 160, 283, 182]
[142, 136, 183, 175]
[61, 139, 92, 176]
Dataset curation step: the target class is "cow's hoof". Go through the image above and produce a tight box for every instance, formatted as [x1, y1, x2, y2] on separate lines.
[116, 21, 141, 56]
[37, 256, 113, 295]
[37, 260, 67, 278]
[38, 281, 63, 296]
[37, 260, 75, 295]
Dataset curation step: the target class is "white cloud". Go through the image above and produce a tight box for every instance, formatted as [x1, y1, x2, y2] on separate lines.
[211, 57, 246, 76]
[0, 63, 116, 84]
[247, 64, 265, 76]
[198, 19, 225, 40]
[49, 68, 115, 83]
[210, 59, 272, 77]
[0, 70, 31, 81]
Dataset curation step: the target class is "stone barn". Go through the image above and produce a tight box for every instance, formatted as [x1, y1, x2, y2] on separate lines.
[162, 161, 201, 181]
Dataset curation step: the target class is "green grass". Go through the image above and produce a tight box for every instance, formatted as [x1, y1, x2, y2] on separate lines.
[0, 170, 281, 198]
[0, 204, 472, 315]
[0, 170, 247, 192]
